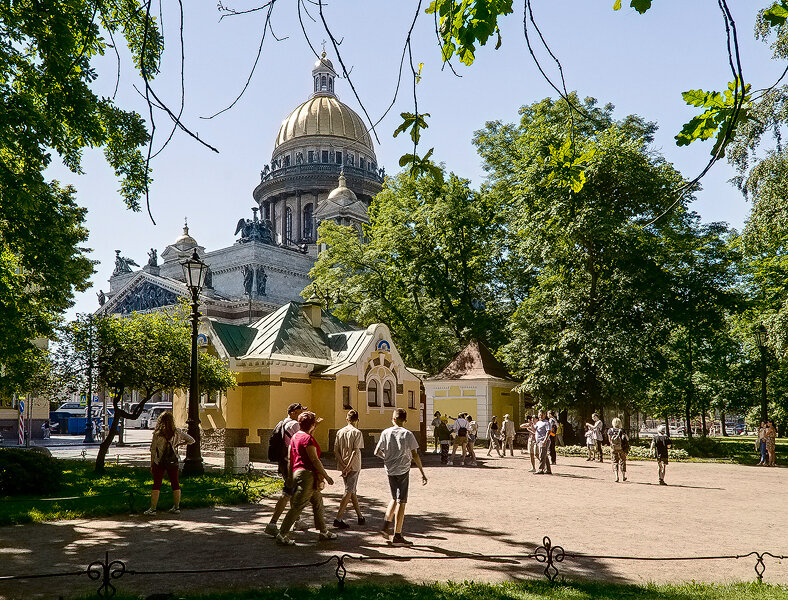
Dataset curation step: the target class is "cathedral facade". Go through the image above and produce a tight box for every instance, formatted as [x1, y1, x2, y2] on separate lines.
[98, 53, 381, 322]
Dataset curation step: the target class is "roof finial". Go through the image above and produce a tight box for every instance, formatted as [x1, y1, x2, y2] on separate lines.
[321, 39, 327, 56]
[338, 170, 346, 188]
[183, 217, 189, 235]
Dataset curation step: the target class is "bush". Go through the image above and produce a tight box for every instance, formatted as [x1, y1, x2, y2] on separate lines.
[0, 448, 62, 496]
[556, 444, 689, 461]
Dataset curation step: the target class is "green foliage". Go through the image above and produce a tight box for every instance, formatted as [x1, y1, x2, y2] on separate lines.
[426, 0, 513, 66]
[0, 449, 62, 496]
[676, 81, 752, 157]
[307, 169, 508, 373]
[764, 1, 788, 27]
[613, 0, 653, 14]
[0, 0, 162, 393]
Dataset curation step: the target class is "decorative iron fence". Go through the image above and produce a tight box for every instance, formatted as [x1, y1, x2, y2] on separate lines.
[0, 537, 784, 599]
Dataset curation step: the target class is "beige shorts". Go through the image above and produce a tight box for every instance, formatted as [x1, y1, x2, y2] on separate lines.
[342, 470, 360, 494]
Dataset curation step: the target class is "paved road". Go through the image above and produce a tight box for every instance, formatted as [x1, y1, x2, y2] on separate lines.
[1, 450, 787, 598]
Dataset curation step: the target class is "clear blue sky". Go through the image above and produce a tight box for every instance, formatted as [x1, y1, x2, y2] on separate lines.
[51, 1, 785, 318]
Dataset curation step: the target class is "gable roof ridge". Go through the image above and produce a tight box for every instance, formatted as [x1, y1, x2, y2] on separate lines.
[429, 338, 515, 381]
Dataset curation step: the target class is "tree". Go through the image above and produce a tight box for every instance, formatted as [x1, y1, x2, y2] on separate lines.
[475, 96, 690, 428]
[0, 1, 159, 393]
[53, 309, 236, 472]
[306, 170, 510, 373]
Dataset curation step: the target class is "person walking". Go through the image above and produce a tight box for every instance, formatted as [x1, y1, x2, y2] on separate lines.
[533, 411, 552, 475]
[585, 424, 597, 461]
[520, 416, 537, 471]
[449, 412, 470, 465]
[276, 411, 336, 546]
[435, 416, 452, 464]
[757, 421, 768, 465]
[375, 408, 428, 546]
[431, 411, 442, 454]
[486, 416, 503, 457]
[607, 417, 629, 483]
[465, 414, 478, 466]
[547, 410, 558, 465]
[765, 419, 777, 467]
[587, 413, 604, 462]
[144, 412, 195, 516]
[650, 425, 670, 485]
[333, 410, 365, 529]
[556, 419, 564, 447]
[502, 414, 515, 456]
[266, 403, 308, 536]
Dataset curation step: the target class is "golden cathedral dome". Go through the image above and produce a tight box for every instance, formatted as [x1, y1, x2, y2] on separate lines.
[274, 95, 374, 154]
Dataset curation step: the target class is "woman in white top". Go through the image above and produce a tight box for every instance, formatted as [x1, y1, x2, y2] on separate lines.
[144, 411, 195, 516]
[585, 413, 604, 463]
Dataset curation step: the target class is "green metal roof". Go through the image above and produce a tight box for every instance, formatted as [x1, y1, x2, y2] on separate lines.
[210, 321, 257, 357]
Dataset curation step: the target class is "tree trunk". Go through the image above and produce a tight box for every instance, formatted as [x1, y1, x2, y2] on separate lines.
[686, 334, 694, 440]
[701, 407, 707, 438]
[721, 412, 728, 437]
[95, 413, 120, 473]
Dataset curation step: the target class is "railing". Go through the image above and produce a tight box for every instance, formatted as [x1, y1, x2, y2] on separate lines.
[1, 537, 784, 598]
[260, 163, 385, 184]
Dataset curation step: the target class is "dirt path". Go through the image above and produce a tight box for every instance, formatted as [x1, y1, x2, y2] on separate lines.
[2, 453, 786, 599]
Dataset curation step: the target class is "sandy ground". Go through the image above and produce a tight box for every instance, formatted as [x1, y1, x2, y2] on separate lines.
[1, 448, 787, 599]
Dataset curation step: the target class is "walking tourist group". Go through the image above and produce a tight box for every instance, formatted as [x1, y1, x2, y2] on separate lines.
[138, 404, 774, 547]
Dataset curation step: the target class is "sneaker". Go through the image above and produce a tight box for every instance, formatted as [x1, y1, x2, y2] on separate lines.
[333, 519, 350, 530]
[622, 475, 627, 482]
[143, 507, 157, 516]
[264, 522, 279, 537]
[168, 506, 180, 514]
[448, 460, 454, 466]
[391, 534, 413, 546]
[275, 534, 295, 546]
[319, 530, 338, 541]
[294, 519, 310, 531]
[357, 516, 366, 526]
[659, 480, 667, 486]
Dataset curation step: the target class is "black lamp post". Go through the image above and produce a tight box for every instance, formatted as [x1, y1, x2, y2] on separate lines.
[181, 249, 208, 476]
[755, 324, 768, 423]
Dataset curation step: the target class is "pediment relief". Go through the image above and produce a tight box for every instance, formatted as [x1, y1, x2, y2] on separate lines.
[102, 274, 186, 315]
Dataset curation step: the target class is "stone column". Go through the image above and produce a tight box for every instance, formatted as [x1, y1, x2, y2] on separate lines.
[270, 199, 276, 243]
[296, 192, 302, 243]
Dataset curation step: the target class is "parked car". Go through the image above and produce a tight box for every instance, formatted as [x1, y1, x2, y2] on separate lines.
[145, 405, 172, 428]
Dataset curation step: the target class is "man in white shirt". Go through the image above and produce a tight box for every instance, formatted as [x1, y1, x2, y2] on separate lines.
[450, 412, 470, 465]
[333, 409, 365, 529]
[533, 410, 552, 475]
[502, 414, 516, 456]
[374, 408, 428, 545]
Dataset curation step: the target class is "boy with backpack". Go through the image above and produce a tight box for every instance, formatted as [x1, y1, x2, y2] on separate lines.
[265, 403, 308, 536]
[650, 425, 671, 485]
[607, 417, 630, 483]
[435, 416, 452, 464]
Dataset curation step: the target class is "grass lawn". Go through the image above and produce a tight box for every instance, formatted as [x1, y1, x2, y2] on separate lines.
[81, 581, 788, 600]
[636, 435, 788, 464]
[0, 459, 281, 526]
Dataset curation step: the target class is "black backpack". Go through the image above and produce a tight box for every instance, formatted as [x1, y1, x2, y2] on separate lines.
[621, 433, 631, 454]
[268, 420, 287, 462]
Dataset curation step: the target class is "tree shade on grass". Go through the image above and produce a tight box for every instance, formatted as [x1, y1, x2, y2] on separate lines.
[0, 460, 281, 526]
[74, 580, 788, 600]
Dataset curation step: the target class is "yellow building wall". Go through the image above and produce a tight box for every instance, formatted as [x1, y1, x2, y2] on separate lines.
[491, 385, 519, 426]
[433, 385, 478, 422]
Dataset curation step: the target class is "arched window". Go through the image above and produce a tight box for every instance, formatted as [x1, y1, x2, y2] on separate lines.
[285, 207, 293, 242]
[284, 155, 290, 167]
[328, 78, 333, 93]
[367, 380, 379, 407]
[314, 77, 319, 92]
[321, 75, 327, 90]
[303, 203, 313, 241]
[383, 381, 394, 407]
[347, 154, 354, 167]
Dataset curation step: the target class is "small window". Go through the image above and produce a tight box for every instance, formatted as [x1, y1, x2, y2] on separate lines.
[321, 75, 327, 90]
[408, 390, 416, 409]
[348, 154, 354, 167]
[367, 380, 379, 407]
[308, 150, 315, 164]
[383, 381, 394, 407]
[314, 77, 319, 92]
[335, 151, 342, 165]
[360, 157, 366, 169]
[342, 386, 351, 409]
[284, 155, 290, 167]
[329, 78, 333, 93]
[322, 150, 329, 163]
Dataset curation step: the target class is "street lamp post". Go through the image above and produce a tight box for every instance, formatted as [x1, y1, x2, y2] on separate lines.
[755, 324, 768, 423]
[181, 249, 208, 476]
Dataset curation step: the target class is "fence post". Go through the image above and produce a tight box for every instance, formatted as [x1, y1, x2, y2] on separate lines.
[534, 536, 565, 582]
[86, 551, 127, 598]
[334, 554, 348, 591]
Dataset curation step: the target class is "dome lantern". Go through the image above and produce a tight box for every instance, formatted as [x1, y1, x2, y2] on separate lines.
[312, 51, 337, 97]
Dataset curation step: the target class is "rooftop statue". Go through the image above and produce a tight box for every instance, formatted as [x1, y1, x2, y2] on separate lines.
[113, 250, 139, 276]
[147, 248, 158, 267]
[234, 207, 275, 245]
